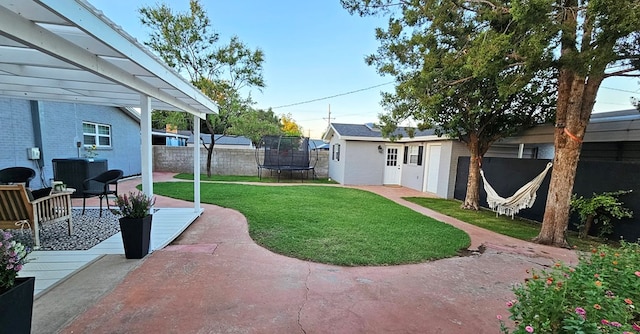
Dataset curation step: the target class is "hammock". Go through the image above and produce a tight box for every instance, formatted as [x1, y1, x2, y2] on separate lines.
[480, 162, 553, 218]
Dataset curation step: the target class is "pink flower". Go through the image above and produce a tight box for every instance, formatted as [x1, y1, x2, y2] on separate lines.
[575, 307, 586, 316]
[601, 319, 610, 325]
[632, 323, 640, 331]
[496, 315, 502, 320]
[611, 322, 622, 327]
[525, 325, 534, 333]
[635, 271, 640, 277]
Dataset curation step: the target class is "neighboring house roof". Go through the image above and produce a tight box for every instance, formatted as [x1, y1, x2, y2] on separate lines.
[324, 122, 440, 142]
[314, 143, 330, 150]
[500, 109, 640, 144]
[152, 129, 190, 140]
[590, 109, 639, 122]
[0, 1, 217, 117]
[309, 139, 326, 149]
[188, 134, 253, 146]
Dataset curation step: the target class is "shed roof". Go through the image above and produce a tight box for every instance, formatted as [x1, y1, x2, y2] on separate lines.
[0, 0, 218, 118]
[325, 122, 439, 142]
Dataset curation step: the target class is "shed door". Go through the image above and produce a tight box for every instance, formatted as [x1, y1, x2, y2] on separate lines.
[383, 145, 402, 185]
[424, 144, 441, 193]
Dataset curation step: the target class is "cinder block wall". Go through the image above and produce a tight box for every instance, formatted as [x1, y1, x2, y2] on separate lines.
[153, 146, 329, 178]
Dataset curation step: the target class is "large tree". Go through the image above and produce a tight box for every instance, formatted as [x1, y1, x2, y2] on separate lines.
[530, 0, 640, 247]
[227, 108, 282, 146]
[342, 0, 556, 209]
[139, 0, 272, 176]
[343, 0, 640, 247]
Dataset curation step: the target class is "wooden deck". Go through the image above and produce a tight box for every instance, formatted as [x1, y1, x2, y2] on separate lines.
[19, 207, 202, 297]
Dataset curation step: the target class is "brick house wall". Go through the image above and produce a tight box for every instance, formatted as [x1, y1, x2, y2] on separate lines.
[0, 97, 141, 188]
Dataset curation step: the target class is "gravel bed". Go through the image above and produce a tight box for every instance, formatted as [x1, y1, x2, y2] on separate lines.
[7, 209, 121, 251]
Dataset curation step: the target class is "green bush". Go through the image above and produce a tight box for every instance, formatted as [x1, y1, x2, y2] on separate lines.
[570, 190, 633, 239]
[499, 241, 640, 333]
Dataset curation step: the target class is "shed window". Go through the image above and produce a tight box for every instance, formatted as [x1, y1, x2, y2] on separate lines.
[332, 144, 340, 161]
[404, 145, 424, 166]
[83, 122, 111, 147]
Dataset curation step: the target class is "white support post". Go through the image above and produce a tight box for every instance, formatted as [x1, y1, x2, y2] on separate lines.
[193, 114, 201, 212]
[518, 143, 525, 159]
[140, 95, 153, 201]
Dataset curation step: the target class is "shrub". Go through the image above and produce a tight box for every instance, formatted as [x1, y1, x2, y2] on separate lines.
[112, 191, 155, 219]
[499, 241, 640, 333]
[571, 190, 633, 239]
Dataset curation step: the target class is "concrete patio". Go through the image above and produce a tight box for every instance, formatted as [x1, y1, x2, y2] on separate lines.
[32, 174, 579, 333]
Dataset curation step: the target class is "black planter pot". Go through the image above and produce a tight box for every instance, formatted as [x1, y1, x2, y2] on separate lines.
[0, 276, 35, 334]
[119, 215, 153, 259]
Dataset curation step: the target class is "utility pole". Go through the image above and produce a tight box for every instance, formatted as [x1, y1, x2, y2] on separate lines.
[322, 104, 334, 130]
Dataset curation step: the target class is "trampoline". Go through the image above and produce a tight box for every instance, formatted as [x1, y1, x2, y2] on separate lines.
[255, 136, 319, 181]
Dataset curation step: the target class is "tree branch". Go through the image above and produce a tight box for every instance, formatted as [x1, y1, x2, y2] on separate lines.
[452, 0, 510, 13]
[446, 76, 474, 86]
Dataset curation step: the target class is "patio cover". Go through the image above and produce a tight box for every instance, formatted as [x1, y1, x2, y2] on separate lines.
[0, 0, 216, 211]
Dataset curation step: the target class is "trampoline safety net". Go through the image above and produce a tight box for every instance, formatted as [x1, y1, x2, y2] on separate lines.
[255, 136, 318, 181]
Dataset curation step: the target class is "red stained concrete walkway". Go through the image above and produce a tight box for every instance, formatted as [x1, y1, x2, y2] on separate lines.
[61, 173, 578, 333]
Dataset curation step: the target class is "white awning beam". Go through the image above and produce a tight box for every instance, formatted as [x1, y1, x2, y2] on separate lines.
[0, 5, 208, 119]
[0, 0, 218, 118]
[0, 0, 217, 214]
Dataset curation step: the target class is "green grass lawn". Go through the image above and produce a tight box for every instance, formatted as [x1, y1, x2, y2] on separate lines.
[173, 173, 337, 184]
[153, 182, 470, 266]
[403, 197, 607, 251]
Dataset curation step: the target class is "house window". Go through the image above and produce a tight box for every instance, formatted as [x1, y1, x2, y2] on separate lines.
[404, 145, 424, 165]
[83, 122, 111, 147]
[332, 144, 340, 161]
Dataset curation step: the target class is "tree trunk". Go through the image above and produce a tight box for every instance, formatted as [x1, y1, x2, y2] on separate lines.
[532, 0, 607, 248]
[579, 214, 595, 239]
[533, 70, 600, 247]
[203, 133, 216, 177]
[205, 144, 213, 177]
[204, 121, 216, 178]
[461, 134, 481, 210]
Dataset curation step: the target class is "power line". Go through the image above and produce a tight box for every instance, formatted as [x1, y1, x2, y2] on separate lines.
[271, 81, 394, 109]
[601, 86, 640, 94]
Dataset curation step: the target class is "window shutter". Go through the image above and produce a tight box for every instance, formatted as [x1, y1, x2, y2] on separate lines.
[403, 146, 408, 164]
[417, 146, 424, 166]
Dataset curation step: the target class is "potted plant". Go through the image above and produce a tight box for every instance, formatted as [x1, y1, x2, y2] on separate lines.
[112, 191, 155, 259]
[0, 230, 34, 333]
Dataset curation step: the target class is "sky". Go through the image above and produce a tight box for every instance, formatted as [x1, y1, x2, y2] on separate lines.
[88, 0, 639, 139]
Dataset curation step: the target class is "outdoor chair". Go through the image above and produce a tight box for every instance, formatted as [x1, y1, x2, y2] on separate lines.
[0, 184, 73, 248]
[82, 169, 123, 217]
[0, 167, 36, 187]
